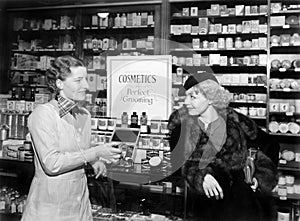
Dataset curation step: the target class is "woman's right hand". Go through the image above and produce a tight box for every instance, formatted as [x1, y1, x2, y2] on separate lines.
[94, 144, 121, 163]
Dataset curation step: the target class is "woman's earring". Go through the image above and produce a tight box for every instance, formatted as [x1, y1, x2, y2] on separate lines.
[56, 79, 63, 90]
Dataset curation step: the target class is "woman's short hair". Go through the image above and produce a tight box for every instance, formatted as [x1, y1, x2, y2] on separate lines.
[46, 55, 85, 94]
[193, 79, 232, 110]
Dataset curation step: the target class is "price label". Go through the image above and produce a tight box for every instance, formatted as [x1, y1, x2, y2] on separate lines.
[279, 68, 286, 72]
[283, 88, 291, 92]
[295, 68, 300, 72]
[282, 25, 290, 29]
[286, 112, 293, 116]
[279, 159, 287, 164]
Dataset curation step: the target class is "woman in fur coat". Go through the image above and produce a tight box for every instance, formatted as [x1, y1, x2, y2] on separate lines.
[168, 72, 279, 221]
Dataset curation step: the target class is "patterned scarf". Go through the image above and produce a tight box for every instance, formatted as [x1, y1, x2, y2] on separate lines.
[56, 95, 77, 118]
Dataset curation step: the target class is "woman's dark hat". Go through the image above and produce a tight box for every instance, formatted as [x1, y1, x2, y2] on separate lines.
[178, 72, 219, 96]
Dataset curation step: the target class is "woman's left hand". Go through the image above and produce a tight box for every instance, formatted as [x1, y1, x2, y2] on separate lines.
[92, 161, 107, 179]
[203, 174, 224, 200]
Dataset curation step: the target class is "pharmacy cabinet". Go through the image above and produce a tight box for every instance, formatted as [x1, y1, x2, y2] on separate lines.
[168, 0, 269, 129]
[5, 3, 163, 116]
[268, 0, 300, 212]
[80, 4, 161, 113]
[6, 8, 81, 107]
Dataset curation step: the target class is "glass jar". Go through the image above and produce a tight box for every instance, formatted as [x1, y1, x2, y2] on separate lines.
[218, 38, 225, 49]
[251, 55, 259, 65]
[225, 38, 233, 49]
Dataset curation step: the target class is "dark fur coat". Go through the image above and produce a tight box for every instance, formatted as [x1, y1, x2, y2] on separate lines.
[168, 107, 279, 220]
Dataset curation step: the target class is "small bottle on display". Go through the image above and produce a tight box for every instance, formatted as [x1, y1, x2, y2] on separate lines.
[147, 12, 154, 26]
[20, 87, 26, 101]
[11, 87, 17, 100]
[30, 88, 35, 102]
[121, 111, 128, 128]
[120, 13, 127, 27]
[130, 111, 138, 128]
[102, 17, 108, 27]
[108, 15, 114, 28]
[114, 13, 121, 27]
[140, 112, 148, 133]
[10, 197, 16, 214]
[0, 195, 5, 213]
[136, 13, 141, 26]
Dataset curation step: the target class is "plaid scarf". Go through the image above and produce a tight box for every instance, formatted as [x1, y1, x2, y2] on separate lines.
[56, 95, 77, 118]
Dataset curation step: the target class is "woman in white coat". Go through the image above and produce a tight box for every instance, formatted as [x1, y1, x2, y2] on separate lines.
[21, 55, 121, 221]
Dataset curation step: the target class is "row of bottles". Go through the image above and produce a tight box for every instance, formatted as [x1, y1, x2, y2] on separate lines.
[10, 87, 35, 102]
[90, 12, 154, 28]
[0, 186, 27, 214]
[121, 111, 148, 131]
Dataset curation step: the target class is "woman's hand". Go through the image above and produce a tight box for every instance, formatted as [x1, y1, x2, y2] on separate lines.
[203, 174, 224, 200]
[92, 161, 107, 179]
[94, 144, 121, 163]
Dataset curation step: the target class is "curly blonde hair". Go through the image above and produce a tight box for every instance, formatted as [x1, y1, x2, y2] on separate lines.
[192, 79, 232, 110]
[46, 55, 85, 94]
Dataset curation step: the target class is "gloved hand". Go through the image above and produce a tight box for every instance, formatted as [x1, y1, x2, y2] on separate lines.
[243, 156, 255, 185]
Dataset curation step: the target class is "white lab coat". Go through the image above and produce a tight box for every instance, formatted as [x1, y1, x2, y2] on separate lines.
[22, 100, 97, 221]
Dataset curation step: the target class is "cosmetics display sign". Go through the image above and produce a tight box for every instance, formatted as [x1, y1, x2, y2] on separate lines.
[106, 56, 172, 121]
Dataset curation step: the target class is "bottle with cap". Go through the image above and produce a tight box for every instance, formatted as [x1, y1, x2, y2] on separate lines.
[130, 112, 138, 128]
[140, 112, 148, 133]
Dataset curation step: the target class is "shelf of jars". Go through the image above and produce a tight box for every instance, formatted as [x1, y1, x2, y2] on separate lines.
[268, 0, 300, 145]
[170, 3, 268, 18]
[171, 14, 267, 20]
[170, 48, 267, 52]
[14, 26, 77, 32]
[274, 140, 300, 201]
[269, 118, 300, 136]
[272, 9, 300, 15]
[171, 65, 266, 74]
[12, 48, 76, 52]
[83, 25, 154, 30]
[82, 11, 155, 29]
[10, 84, 47, 89]
[170, 33, 267, 37]
[0, 185, 28, 215]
